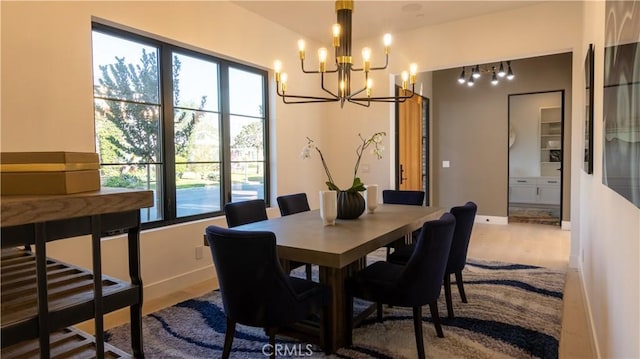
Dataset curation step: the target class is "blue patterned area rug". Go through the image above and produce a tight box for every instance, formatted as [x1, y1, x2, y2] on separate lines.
[105, 257, 566, 359]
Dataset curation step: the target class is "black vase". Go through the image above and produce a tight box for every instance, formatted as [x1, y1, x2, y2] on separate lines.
[337, 191, 366, 219]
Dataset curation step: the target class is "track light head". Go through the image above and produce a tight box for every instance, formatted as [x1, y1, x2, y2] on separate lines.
[472, 65, 481, 79]
[458, 67, 466, 84]
[498, 62, 506, 77]
[506, 61, 514, 80]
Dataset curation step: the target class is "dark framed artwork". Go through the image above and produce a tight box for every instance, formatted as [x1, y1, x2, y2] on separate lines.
[603, 1, 640, 208]
[583, 44, 594, 174]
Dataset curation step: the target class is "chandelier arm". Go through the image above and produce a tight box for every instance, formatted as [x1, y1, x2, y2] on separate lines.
[369, 54, 390, 71]
[276, 83, 339, 102]
[346, 98, 372, 107]
[346, 85, 367, 98]
[320, 73, 340, 98]
[350, 97, 408, 103]
[282, 96, 340, 104]
[351, 55, 388, 72]
[300, 59, 339, 74]
[349, 84, 415, 102]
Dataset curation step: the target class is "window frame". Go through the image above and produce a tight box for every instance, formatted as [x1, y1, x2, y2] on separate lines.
[92, 23, 270, 229]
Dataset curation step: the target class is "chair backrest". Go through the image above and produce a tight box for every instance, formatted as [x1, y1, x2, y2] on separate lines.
[205, 225, 303, 327]
[446, 201, 478, 274]
[224, 199, 268, 228]
[276, 193, 310, 216]
[382, 190, 425, 206]
[396, 213, 456, 305]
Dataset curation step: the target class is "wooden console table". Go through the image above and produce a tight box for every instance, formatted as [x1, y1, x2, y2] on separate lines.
[1, 189, 153, 358]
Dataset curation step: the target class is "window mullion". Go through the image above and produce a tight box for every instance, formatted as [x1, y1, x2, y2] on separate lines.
[219, 64, 232, 205]
[161, 45, 177, 220]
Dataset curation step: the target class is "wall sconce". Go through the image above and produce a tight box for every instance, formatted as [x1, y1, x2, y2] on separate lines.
[458, 61, 514, 86]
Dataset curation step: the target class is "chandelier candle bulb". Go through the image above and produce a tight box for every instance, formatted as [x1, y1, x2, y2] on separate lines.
[410, 63, 418, 84]
[274, 61, 281, 82]
[362, 47, 371, 72]
[298, 40, 306, 60]
[401, 71, 409, 90]
[383, 33, 392, 54]
[318, 47, 327, 72]
[332, 24, 341, 47]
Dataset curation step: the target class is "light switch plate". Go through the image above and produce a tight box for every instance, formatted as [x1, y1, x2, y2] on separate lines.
[442, 160, 450, 168]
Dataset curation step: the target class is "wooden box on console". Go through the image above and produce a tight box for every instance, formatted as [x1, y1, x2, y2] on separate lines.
[0, 152, 100, 195]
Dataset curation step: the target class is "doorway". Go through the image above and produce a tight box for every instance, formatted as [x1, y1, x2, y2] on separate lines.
[507, 90, 564, 225]
[395, 87, 430, 205]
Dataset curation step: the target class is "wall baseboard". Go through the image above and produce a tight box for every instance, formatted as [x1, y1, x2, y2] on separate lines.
[475, 215, 508, 225]
[144, 265, 216, 301]
[561, 220, 571, 230]
[577, 261, 601, 359]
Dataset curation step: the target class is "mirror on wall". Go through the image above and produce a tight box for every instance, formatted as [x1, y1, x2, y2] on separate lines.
[508, 91, 563, 225]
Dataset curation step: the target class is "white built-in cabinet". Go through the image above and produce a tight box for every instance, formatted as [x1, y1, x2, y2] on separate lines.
[540, 107, 562, 177]
[509, 177, 560, 205]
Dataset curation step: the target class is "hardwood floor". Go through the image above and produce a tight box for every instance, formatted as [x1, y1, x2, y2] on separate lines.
[78, 221, 594, 358]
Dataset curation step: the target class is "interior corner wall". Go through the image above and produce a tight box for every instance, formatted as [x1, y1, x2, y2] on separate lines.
[579, 1, 640, 358]
[431, 53, 572, 218]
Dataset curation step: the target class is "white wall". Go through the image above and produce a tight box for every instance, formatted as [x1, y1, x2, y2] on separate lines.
[579, 2, 640, 358]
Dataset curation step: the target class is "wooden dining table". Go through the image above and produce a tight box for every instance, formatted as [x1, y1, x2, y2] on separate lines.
[229, 203, 444, 353]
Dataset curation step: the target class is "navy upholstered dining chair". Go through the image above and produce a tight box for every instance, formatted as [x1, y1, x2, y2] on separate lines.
[277, 192, 311, 216]
[225, 198, 312, 280]
[224, 199, 269, 228]
[205, 226, 329, 359]
[381, 190, 426, 258]
[388, 201, 478, 319]
[276, 193, 313, 280]
[345, 213, 456, 359]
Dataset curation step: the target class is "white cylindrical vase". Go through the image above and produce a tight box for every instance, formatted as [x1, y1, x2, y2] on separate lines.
[319, 190, 337, 226]
[366, 184, 378, 214]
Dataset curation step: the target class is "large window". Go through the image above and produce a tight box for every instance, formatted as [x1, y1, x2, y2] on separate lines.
[92, 24, 269, 227]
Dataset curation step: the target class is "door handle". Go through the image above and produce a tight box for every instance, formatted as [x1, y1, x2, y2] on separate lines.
[400, 164, 407, 184]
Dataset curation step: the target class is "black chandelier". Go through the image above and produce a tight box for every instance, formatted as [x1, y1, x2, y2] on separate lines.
[457, 61, 515, 87]
[273, 0, 417, 108]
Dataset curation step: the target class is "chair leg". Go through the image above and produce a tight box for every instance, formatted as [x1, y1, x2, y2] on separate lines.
[412, 306, 426, 359]
[455, 271, 468, 303]
[222, 318, 236, 359]
[429, 301, 444, 338]
[376, 302, 383, 322]
[306, 264, 313, 281]
[444, 273, 454, 319]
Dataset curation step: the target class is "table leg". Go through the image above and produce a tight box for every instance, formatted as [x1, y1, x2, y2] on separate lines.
[318, 258, 367, 353]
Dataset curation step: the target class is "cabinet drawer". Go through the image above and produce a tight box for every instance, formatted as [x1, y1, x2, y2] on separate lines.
[509, 177, 534, 185]
[540, 178, 560, 185]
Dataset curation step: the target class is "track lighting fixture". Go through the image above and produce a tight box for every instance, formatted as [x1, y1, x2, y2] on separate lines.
[457, 61, 515, 86]
[458, 67, 466, 84]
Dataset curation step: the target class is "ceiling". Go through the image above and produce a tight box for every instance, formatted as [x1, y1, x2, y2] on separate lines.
[232, 1, 544, 44]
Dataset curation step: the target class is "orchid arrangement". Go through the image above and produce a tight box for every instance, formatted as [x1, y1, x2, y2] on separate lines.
[301, 132, 386, 193]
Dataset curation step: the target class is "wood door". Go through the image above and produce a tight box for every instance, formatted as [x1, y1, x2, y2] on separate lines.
[398, 90, 423, 191]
